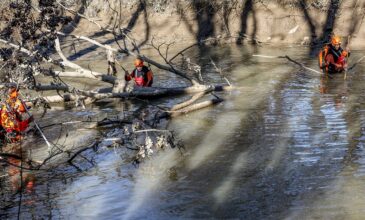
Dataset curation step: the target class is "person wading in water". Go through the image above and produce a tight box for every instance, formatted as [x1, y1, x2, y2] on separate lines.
[125, 58, 153, 87]
[318, 35, 350, 74]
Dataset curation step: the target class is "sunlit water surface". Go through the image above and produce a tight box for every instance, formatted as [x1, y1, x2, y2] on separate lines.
[2, 44, 365, 219]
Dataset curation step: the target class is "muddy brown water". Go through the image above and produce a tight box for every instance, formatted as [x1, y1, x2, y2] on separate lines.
[1, 44, 365, 219]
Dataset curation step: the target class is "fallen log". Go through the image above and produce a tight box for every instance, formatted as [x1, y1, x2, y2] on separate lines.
[34, 84, 70, 92]
[79, 84, 233, 99]
[40, 84, 232, 104]
[42, 94, 85, 103]
[169, 98, 223, 117]
[170, 91, 206, 111]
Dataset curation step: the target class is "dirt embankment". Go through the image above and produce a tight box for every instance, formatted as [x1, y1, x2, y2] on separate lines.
[68, 0, 365, 52]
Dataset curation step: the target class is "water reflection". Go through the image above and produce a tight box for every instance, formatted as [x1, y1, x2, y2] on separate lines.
[2, 143, 35, 193]
[2, 46, 365, 219]
[0, 142, 37, 220]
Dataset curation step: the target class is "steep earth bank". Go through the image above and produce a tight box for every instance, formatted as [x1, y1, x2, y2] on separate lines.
[69, 0, 365, 51]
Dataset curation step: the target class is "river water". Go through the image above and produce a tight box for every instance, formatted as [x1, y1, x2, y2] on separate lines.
[1, 44, 365, 219]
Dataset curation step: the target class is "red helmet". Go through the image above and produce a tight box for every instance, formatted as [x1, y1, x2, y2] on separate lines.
[331, 36, 341, 46]
[134, 58, 144, 67]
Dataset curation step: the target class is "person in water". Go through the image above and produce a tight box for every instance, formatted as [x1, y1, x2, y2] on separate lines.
[318, 35, 350, 74]
[125, 58, 153, 87]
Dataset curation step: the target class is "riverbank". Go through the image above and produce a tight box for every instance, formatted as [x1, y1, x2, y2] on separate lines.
[67, 0, 365, 51]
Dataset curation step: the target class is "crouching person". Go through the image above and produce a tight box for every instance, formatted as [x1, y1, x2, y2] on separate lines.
[1, 84, 32, 142]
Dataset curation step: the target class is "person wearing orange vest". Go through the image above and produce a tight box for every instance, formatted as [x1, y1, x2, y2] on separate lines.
[125, 58, 153, 87]
[0, 85, 31, 141]
[318, 36, 350, 74]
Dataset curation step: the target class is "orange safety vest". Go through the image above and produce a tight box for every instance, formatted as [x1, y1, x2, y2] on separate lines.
[1, 98, 27, 132]
[125, 66, 153, 87]
[319, 45, 347, 73]
[1, 105, 18, 131]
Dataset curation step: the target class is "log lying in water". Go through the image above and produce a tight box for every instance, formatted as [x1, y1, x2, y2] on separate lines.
[168, 98, 223, 118]
[80, 84, 233, 99]
[41, 84, 233, 103]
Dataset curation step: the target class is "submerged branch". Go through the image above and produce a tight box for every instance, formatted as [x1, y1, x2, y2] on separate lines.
[68, 141, 99, 164]
[253, 54, 322, 74]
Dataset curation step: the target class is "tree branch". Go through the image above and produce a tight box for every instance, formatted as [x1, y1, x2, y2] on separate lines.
[34, 84, 69, 92]
[253, 54, 322, 74]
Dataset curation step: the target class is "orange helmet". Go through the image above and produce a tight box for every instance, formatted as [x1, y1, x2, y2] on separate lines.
[331, 36, 341, 46]
[8, 86, 18, 99]
[134, 58, 144, 67]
